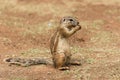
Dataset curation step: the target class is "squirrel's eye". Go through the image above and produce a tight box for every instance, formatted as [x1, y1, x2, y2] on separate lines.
[69, 19, 73, 21]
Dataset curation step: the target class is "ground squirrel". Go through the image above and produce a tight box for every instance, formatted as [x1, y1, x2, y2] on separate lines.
[50, 16, 81, 70]
[4, 16, 81, 70]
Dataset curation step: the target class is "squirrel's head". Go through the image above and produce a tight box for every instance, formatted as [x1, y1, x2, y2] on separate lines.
[60, 16, 79, 28]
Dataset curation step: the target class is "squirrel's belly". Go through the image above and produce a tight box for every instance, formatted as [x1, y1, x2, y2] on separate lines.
[57, 40, 71, 56]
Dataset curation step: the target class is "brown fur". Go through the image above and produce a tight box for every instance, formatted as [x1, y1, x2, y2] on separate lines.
[50, 16, 81, 70]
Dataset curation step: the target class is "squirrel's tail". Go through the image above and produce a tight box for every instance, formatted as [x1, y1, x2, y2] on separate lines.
[4, 57, 52, 67]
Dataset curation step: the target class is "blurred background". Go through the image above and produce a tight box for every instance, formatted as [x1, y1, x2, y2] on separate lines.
[0, 0, 120, 80]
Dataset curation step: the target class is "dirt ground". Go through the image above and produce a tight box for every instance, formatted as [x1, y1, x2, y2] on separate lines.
[0, 0, 120, 80]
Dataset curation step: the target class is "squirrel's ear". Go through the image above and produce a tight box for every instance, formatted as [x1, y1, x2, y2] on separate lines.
[60, 17, 66, 24]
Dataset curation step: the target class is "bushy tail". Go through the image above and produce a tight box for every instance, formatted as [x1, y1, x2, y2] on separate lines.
[4, 57, 52, 67]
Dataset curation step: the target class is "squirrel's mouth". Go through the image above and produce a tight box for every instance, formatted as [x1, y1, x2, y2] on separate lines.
[71, 23, 79, 27]
[77, 22, 79, 25]
[71, 21, 79, 26]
